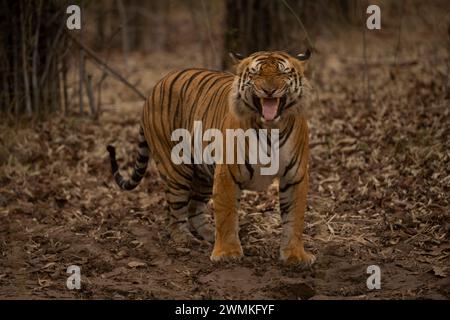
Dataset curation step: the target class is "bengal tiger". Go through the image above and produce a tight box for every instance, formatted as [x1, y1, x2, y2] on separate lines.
[107, 50, 315, 265]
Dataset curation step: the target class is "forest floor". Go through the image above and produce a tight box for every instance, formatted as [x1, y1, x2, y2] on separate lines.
[1, 30, 449, 299]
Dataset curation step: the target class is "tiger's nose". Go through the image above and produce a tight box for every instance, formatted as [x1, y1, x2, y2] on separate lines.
[262, 88, 276, 96]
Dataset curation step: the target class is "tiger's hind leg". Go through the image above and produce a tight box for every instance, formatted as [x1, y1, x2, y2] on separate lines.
[165, 184, 200, 245]
[188, 196, 215, 243]
[187, 169, 215, 243]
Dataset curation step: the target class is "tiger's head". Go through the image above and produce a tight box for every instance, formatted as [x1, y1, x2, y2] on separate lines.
[229, 50, 311, 123]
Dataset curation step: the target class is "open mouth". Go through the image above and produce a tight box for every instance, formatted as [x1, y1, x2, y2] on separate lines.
[253, 96, 285, 121]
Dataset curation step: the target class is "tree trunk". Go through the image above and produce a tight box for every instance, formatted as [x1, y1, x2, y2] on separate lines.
[0, 0, 69, 118]
[222, 0, 305, 70]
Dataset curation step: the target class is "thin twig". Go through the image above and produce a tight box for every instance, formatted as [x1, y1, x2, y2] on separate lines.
[20, 3, 32, 116]
[188, 1, 208, 66]
[116, 0, 130, 71]
[39, 17, 65, 86]
[62, 59, 68, 115]
[66, 31, 146, 100]
[445, 25, 450, 99]
[280, 0, 315, 51]
[200, 0, 218, 68]
[394, 0, 405, 66]
[79, 51, 85, 114]
[362, 7, 372, 109]
[79, 0, 85, 114]
[12, 10, 20, 119]
[32, 0, 42, 113]
[84, 73, 96, 117]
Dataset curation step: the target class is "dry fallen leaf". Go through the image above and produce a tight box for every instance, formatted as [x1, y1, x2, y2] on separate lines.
[127, 261, 147, 268]
[37, 278, 52, 288]
[432, 266, 447, 278]
[40, 262, 56, 270]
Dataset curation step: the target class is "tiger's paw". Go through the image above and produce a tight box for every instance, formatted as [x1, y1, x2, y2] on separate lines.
[280, 246, 316, 267]
[169, 223, 201, 246]
[189, 219, 215, 243]
[195, 224, 215, 243]
[210, 243, 243, 262]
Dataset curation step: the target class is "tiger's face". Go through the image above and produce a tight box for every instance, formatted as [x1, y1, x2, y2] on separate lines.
[230, 50, 311, 123]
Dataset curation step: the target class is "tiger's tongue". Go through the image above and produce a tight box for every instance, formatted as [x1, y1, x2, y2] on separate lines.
[261, 98, 279, 121]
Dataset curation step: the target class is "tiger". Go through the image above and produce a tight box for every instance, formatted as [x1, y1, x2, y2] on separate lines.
[107, 50, 315, 265]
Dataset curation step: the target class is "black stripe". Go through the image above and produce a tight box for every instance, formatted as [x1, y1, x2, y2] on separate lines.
[169, 215, 187, 224]
[245, 161, 254, 180]
[283, 157, 298, 178]
[138, 140, 148, 148]
[131, 171, 142, 181]
[172, 70, 207, 129]
[188, 211, 205, 219]
[279, 119, 295, 148]
[186, 73, 221, 126]
[279, 174, 305, 193]
[210, 83, 232, 128]
[243, 99, 258, 113]
[168, 180, 191, 192]
[227, 167, 243, 190]
[137, 154, 149, 163]
[198, 75, 233, 119]
[162, 69, 195, 149]
[280, 201, 292, 215]
[168, 200, 189, 211]
[283, 100, 296, 111]
[135, 166, 147, 175]
[194, 169, 213, 185]
[190, 195, 210, 203]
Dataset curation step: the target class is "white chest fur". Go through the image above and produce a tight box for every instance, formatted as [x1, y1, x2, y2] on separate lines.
[242, 138, 295, 192]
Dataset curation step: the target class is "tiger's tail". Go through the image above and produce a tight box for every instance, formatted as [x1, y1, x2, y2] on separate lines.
[107, 126, 150, 190]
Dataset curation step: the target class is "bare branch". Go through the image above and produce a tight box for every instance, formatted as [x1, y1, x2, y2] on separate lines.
[66, 31, 146, 101]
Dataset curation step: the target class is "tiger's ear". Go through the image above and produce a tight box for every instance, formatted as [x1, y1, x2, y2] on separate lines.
[296, 49, 311, 62]
[229, 52, 245, 64]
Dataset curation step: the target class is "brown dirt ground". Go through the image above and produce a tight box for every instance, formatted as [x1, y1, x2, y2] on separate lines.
[1, 20, 449, 299]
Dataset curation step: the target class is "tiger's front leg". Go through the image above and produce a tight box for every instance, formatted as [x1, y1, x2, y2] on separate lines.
[210, 164, 243, 261]
[279, 171, 316, 266]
